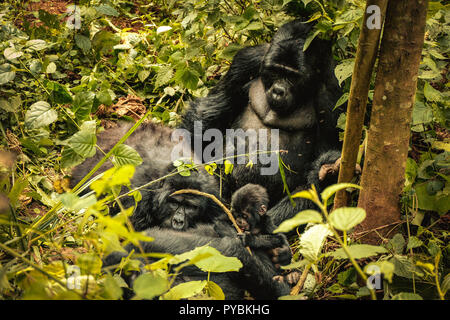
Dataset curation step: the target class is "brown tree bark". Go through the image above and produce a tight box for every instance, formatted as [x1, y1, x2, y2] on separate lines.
[333, 0, 388, 209]
[355, 0, 429, 244]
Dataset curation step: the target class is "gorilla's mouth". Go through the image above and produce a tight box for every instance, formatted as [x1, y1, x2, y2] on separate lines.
[171, 218, 185, 230]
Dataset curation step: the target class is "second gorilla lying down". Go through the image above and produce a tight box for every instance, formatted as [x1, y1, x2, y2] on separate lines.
[72, 121, 292, 299]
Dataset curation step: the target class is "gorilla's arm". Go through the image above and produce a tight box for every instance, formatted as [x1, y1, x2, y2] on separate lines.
[105, 225, 290, 299]
[181, 44, 269, 134]
[268, 150, 342, 226]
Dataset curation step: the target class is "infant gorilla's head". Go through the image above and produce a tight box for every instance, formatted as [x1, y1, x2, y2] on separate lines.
[261, 20, 331, 115]
[231, 184, 269, 234]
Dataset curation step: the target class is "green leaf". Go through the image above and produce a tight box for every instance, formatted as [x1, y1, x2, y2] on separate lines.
[25, 101, 58, 129]
[441, 273, 450, 295]
[46, 62, 56, 73]
[274, 210, 323, 233]
[46, 81, 73, 104]
[96, 90, 113, 107]
[101, 274, 124, 300]
[406, 236, 423, 250]
[224, 159, 234, 175]
[29, 59, 42, 74]
[389, 255, 419, 279]
[328, 207, 366, 231]
[334, 59, 354, 86]
[330, 244, 388, 260]
[169, 246, 242, 273]
[0, 63, 16, 85]
[412, 101, 433, 127]
[205, 281, 225, 300]
[68, 131, 97, 158]
[90, 165, 135, 196]
[25, 39, 47, 51]
[73, 91, 95, 120]
[95, 4, 120, 17]
[175, 65, 199, 90]
[292, 189, 316, 202]
[75, 34, 91, 52]
[303, 30, 320, 52]
[92, 30, 120, 53]
[4, 47, 23, 61]
[423, 82, 442, 102]
[133, 272, 169, 300]
[388, 233, 406, 254]
[334, 92, 349, 110]
[0, 98, 18, 113]
[321, 183, 361, 202]
[299, 224, 332, 262]
[161, 280, 207, 300]
[138, 70, 150, 82]
[337, 268, 356, 286]
[76, 253, 102, 275]
[112, 144, 143, 167]
[365, 261, 395, 283]
[60, 146, 85, 168]
[8, 178, 28, 208]
[59, 192, 97, 211]
[391, 292, 423, 300]
[194, 250, 242, 273]
[154, 65, 174, 88]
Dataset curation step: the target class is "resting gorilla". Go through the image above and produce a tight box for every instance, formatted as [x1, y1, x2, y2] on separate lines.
[70, 121, 222, 232]
[71, 122, 292, 299]
[180, 19, 344, 226]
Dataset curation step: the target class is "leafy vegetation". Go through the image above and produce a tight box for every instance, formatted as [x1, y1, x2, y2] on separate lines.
[0, 0, 448, 300]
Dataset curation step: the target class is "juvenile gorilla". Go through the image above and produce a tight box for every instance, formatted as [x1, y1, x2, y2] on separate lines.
[229, 184, 299, 284]
[73, 122, 291, 299]
[180, 20, 344, 226]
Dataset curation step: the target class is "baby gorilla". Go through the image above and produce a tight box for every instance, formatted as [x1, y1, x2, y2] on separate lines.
[230, 184, 300, 285]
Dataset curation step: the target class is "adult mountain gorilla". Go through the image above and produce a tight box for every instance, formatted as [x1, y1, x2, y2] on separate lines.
[180, 20, 344, 226]
[72, 122, 292, 299]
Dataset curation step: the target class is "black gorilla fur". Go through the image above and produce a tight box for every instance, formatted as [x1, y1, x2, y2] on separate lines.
[72, 122, 292, 299]
[180, 20, 343, 226]
[71, 121, 222, 232]
[104, 224, 291, 299]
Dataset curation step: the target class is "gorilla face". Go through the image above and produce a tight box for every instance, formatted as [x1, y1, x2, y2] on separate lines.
[162, 194, 205, 230]
[260, 20, 327, 116]
[231, 184, 269, 234]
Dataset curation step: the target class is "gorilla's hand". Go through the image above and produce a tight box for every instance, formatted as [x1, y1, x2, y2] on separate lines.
[267, 233, 292, 268]
[238, 232, 288, 251]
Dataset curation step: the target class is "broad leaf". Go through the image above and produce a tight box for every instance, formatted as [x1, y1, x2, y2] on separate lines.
[274, 210, 323, 233]
[321, 183, 361, 202]
[4, 47, 23, 60]
[0, 63, 16, 85]
[205, 281, 225, 300]
[330, 244, 388, 260]
[75, 34, 92, 52]
[68, 130, 97, 158]
[328, 207, 366, 231]
[133, 272, 169, 300]
[61, 146, 85, 168]
[391, 292, 423, 300]
[73, 91, 95, 120]
[299, 224, 332, 262]
[161, 280, 207, 300]
[25, 101, 58, 129]
[112, 144, 143, 167]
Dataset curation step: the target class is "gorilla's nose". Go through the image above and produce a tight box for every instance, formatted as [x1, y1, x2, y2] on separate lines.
[270, 83, 286, 99]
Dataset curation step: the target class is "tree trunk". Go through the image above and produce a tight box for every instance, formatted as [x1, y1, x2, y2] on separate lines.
[333, 0, 388, 210]
[355, 0, 429, 244]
